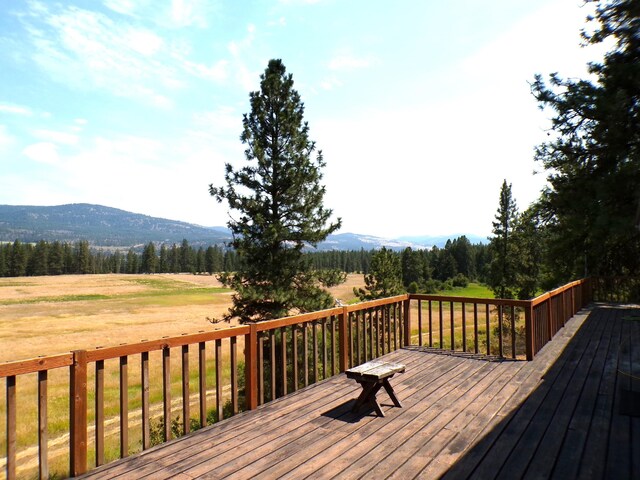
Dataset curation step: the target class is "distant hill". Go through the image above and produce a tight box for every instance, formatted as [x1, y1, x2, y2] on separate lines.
[0, 203, 480, 250]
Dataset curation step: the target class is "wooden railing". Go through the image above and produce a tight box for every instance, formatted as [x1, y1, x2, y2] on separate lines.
[1, 280, 593, 479]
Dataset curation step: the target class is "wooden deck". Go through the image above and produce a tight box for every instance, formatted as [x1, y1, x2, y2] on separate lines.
[78, 304, 639, 479]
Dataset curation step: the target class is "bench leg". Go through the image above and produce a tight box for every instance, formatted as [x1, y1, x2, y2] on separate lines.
[352, 381, 385, 417]
[382, 379, 403, 408]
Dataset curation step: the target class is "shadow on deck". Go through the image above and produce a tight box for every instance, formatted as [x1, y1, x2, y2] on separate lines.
[79, 304, 639, 479]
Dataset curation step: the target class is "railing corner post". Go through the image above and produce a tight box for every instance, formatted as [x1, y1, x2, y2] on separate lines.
[525, 304, 534, 361]
[403, 296, 411, 347]
[70, 349, 88, 476]
[245, 323, 258, 410]
[339, 307, 349, 372]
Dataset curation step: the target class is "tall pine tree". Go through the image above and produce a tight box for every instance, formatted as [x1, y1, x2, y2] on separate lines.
[488, 180, 519, 299]
[532, 0, 640, 279]
[210, 59, 341, 323]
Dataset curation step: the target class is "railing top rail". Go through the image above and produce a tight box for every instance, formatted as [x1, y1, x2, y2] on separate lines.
[408, 293, 530, 307]
[85, 325, 251, 362]
[0, 352, 73, 378]
[254, 306, 344, 332]
[345, 294, 409, 313]
[531, 278, 589, 307]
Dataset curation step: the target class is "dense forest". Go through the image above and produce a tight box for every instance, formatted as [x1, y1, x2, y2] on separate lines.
[0, 236, 490, 292]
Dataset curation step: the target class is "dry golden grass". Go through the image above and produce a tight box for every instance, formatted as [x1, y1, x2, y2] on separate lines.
[0, 273, 366, 477]
[1, 273, 364, 363]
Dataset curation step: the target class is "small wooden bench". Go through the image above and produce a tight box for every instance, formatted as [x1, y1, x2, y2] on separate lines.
[346, 360, 405, 417]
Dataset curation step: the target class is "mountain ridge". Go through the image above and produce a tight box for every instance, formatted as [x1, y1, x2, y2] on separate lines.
[0, 203, 484, 250]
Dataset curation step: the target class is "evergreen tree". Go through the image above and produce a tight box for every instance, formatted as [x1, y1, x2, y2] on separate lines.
[354, 247, 404, 301]
[9, 240, 27, 277]
[159, 244, 169, 273]
[532, 0, 640, 279]
[126, 248, 138, 274]
[141, 242, 157, 274]
[512, 207, 543, 299]
[0, 244, 6, 277]
[48, 241, 64, 275]
[488, 180, 519, 299]
[29, 240, 48, 276]
[75, 240, 91, 274]
[169, 244, 180, 273]
[401, 247, 424, 288]
[210, 59, 341, 322]
[179, 239, 193, 273]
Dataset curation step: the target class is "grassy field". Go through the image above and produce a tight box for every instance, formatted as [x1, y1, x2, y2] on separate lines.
[0, 274, 501, 477]
[436, 282, 494, 298]
[0, 273, 367, 477]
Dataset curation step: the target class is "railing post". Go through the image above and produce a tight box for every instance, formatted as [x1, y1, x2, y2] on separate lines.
[339, 307, 349, 372]
[245, 323, 258, 410]
[6, 375, 16, 480]
[525, 303, 534, 361]
[403, 297, 411, 347]
[70, 350, 88, 476]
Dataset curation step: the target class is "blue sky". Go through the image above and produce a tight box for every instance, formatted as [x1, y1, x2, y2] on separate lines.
[0, 0, 601, 238]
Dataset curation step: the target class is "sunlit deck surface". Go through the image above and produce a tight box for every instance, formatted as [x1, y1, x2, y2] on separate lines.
[80, 304, 639, 479]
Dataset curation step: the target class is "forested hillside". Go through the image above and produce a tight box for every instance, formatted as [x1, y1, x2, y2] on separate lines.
[0, 236, 491, 293]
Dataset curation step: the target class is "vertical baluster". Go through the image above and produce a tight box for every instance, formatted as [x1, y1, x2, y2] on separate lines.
[292, 325, 298, 392]
[303, 324, 309, 387]
[349, 313, 354, 368]
[162, 347, 171, 441]
[312, 322, 318, 383]
[365, 310, 370, 361]
[181, 345, 190, 435]
[322, 319, 327, 379]
[141, 353, 150, 450]
[370, 309, 375, 358]
[498, 305, 504, 358]
[120, 356, 128, 458]
[394, 303, 399, 351]
[258, 335, 265, 405]
[418, 299, 423, 346]
[462, 302, 467, 352]
[511, 305, 517, 359]
[95, 360, 105, 463]
[375, 308, 380, 358]
[231, 337, 238, 415]
[428, 300, 433, 348]
[270, 330, 276, 401]
[355, 312, 361, 365]
[38, 370, 48, 479]
[198, 342, 206, 427]
[474, 303, 479, 354]
[380, 307, 386, 356]
[486, 304, 491, 356]
[450, 302, 455, 351]
[439, 301, 444, 349]
[215, 338, 223, 421]
[281, 327, 288, 395]
[331, 317, 336, 376]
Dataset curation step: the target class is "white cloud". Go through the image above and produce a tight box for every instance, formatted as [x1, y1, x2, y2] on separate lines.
[0, 103, 33, 116]
[32, 129, 79, 145]
[0, 125, 15, 151]
[22, 142, 60, 165]
[125, 28, 164, 56]
[20, 2, 226, 108]
[328, 54, 376, 71]
[102, 0, 140, 16]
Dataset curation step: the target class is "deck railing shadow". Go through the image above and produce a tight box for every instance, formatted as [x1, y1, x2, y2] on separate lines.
[1, 278, 595, 478]
[440, 303, 639, 480]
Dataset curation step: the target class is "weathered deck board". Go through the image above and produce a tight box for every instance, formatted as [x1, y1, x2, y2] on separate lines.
[79, 304, 639, 480]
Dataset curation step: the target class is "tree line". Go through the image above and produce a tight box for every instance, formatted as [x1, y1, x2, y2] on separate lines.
[0, 239, 238, 276]
[0, 237, 496, 288]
